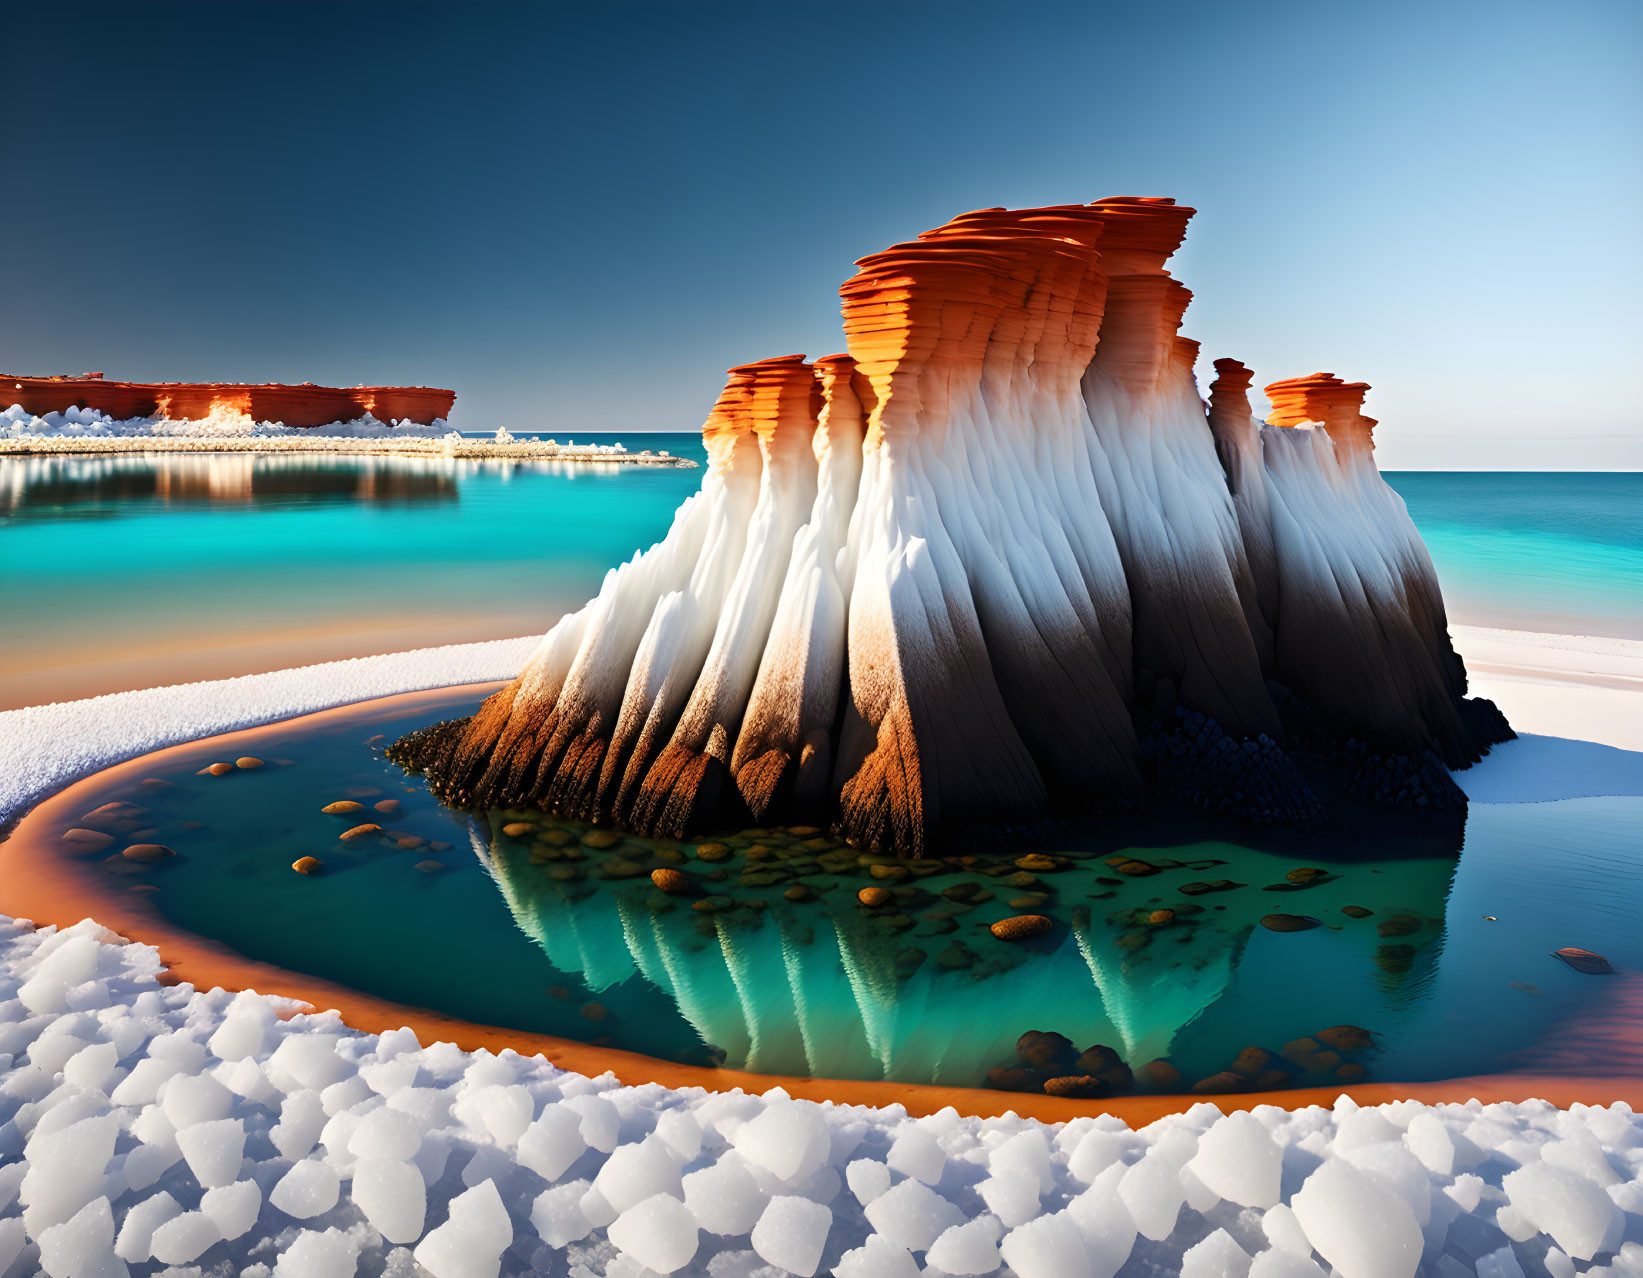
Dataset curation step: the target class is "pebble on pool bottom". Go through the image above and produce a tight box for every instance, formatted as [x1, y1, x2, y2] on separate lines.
[0, 914, 1640, 1278]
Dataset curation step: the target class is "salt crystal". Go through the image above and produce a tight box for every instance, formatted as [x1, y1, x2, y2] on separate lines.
[37, 1194, 120, 1277]
[114, 1189, 182, 1262]
[732, 1100, 829, 1183]
[887, 1126, 946, 1185]
[518, 1103, 587, 1182]
[1117, 1151, 1184, 1242]
[208, 1012, 266, 1062]
[19, 935, 101, 1013]
[413, 1178, 512, 1278]
[175, 1117, 244, 1188]
[352, 1158, 426, 1243]
[1444, 1172, 1484, 1213]
[1260, 1201, 1312, 1255]
[750, 1194, 831, 1277]
[609, 1192, 700, 1274]
[978, 1172, 1042, 1227]
[347, 1106, 421, 1163]
[1403, 1113, 1455, 1175]
[925, 1212, 1004, 1274]
[833, 1236, 920, 1278]
[1502, 1162, 1619, 1261]
[319, 1075, 373, 1117]
[1290, 1157, 1422, 1278]
[1248, 1250, 1328, 1278]
[272, 1091, 328, 1160]
[161, 1072, 233, 1130]
[201, 1179, 261, 1241]
[269, 1159, 341, 1219]
[1187, 1111, 1281, 1208]
[62, 1041, 119, 1092]
[683, 1159, 766, 1235]
[998, 1211, 1091, 1278]
[1067, 1129, 1126, 1184]
[655, 1109, 702, 1163]
[272, 1226, 361, 1278]
[150, 1209, 223, 1264]
[1475, 1245, 1527, 1278]
[530, 1178, 593, 1247]
[594, 1136, 684, 1214]
[20, 1112, 117, 1234]
[862, 1178, 961, 1252]
[1180, 1227, 1251, 1278]
[846, 1158, 891, 1205]
[561, 1093, 619, 1153]
[989, 1128, 1053, 1194]
[266, 1035, 348, 1093]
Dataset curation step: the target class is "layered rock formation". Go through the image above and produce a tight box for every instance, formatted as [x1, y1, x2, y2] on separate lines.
[3, 374, 454, 426]
[394, 198, 1510, 854]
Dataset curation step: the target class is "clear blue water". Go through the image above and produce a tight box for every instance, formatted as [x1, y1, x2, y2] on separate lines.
[7, 449, 1639, 1090]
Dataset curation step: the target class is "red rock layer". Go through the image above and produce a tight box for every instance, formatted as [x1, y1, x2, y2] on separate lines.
[3, 375, 455, 427]
[1264, 373, 1377, 454]
[1081, 198, 1197, 392]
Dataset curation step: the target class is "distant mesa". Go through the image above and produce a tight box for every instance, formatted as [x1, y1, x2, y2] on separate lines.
[3, 372, 454, 427]
[392, 196, 1513, 856]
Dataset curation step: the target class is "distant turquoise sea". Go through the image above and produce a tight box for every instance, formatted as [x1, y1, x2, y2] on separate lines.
[0, 439, 1636, 708]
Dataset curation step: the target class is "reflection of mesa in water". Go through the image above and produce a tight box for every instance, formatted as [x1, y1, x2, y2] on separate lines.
[1, 453, 467, 509]
[474, 815, 1458, 1087]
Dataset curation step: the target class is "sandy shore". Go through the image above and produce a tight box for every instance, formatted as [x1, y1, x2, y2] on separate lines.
[1, 622, 1639, 1129]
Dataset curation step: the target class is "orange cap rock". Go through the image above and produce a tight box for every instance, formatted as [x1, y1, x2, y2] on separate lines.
[1264, 373, 1377, 452]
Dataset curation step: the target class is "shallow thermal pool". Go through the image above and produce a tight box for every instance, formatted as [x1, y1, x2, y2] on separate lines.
[33, 686, 1642, 1099]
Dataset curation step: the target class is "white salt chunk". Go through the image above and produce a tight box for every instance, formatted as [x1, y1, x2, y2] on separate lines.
[925, 1212, 1004, 1274]
[887, 1126, 946, 1186]
[863, 1178, 961, 1252]
[0, 1218, 25, 1275]
[20, 1112, 118, 1234]
[561, 1093, 619, 1153]
[1180, 1227, 1252, 1278]
[989, 1128, 1053, 1193]
[1444, 1172, 1484, 1213]
[1502, 1161, 1620, 1261]
[62, 1041, 119, 1092]
[833, 1236, 920, 1278]
[1543, 1247, 1576, 1278]
[37, 1194, 120, 1278]
[609, 1192, 700, 1274]
[269, 1159, 341, 1220]
[207, 1012, 266, 1063]
[162, 1073, 233, 1131]
[1187, 1111, 1281, 1208]
[1248, 1250, 1328, 1278]
[1290, 1157, 1422, 1278]
[1541, 1129, 1622, 1187]
[19, 936, 101, 1014]
[461, 1083, 533, 1146]
[347, 1106, 421, 1163]
[1067, 1129, 1126, 1184]
[655, 1109, 701, 1163]
[1261, 1201, 1312, 1255]
[319, 1076, 373, 1117]
[732, 1100, 829, 1184]
[115, 1189, 182, 1262]
[683, 1159, 766, 1235]
[846, 1158, 891, 1206]
[413, 1178, 512, 1278]
[750, 1194, 831, 1277]
[517, 1103, 587, 1182]
[1117, 1151, 1184, 1242]
[201, 1179, 261, 1241]
[530, 1178, 593, 1247]
[272, 1226, 361, 1278]
[150, 1210, 223, 1265]
[266, 1035, 348, 1094]
[1476, 1245, 1527, 1278]
[175, 1117, 244, 1188]
[352, 1158, 425, 1244]
[1403, 1113, 1455, 1175]
[578, 1182, 618, 1229]
[998, 1211, 1091, 1278]
[272, 1091, 328, 1161]
[1341, 1142, 1431, 1226]
[593, 1135, 684, 1213]
[978, 1172, 1042, 1228]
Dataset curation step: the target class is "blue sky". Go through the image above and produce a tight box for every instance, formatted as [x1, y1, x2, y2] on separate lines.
[2, 0, 1638, 467]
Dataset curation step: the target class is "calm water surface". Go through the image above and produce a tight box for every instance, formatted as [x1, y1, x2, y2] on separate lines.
[46, 687, 1641, 1092]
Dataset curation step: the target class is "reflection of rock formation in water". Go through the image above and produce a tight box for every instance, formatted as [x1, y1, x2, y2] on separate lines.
[475, 822, 1460, 1086]
[396, 198, 1511, 856]
[3, 373, 454, 426]
[0, 454, 463, 512]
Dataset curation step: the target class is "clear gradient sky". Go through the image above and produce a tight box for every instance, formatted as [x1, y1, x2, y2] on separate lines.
[3, 1, 1639, 468]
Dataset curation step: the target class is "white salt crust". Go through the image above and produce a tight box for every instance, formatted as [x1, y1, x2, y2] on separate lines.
[0, 917, 1637, 1278]
[1, 647, 1641, 1275]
